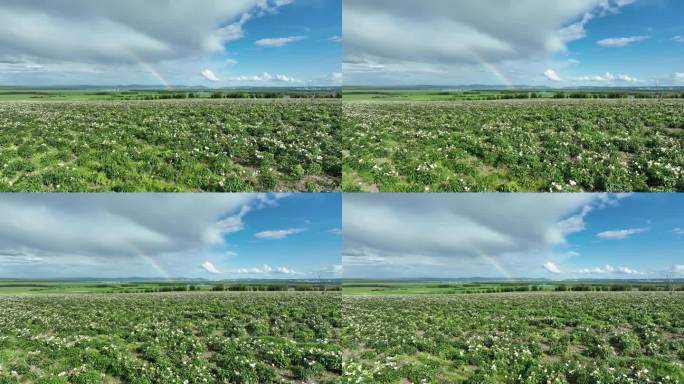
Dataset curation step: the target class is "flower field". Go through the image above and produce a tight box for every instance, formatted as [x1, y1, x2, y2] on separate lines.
[0, 99, 340, 192]
[342, 293, 684, 383]
[342, 100, 684, 192]
[0, 292, 341, 383]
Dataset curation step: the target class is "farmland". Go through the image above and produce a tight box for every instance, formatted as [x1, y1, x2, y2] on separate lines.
[342, 292, 684, 383]
[0, 98, 341, 192]
[343, 280, 684, 296]
[0, 292, 342, 383]
[0, 280, 342, 295]
[342, 99, 684, 192]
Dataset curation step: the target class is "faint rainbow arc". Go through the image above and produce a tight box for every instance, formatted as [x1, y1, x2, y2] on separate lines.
[139, 254, 172, 280]
[126, 49, 173, 90]
[470, 51, 514, 88]
[477, 252, 514, 280]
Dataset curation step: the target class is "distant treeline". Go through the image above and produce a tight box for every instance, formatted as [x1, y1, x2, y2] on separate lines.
[551, 91, 684, 99]
[103, 283, 340, 294]
[124, 91, 341, 100]
[553, 284, 684, 292]
[459, 284, 684, 294]
[477, 92, 684, 100]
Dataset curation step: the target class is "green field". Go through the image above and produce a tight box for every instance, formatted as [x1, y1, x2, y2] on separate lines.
[343, 88, 684, 102]
[0, 292, 341, 383]
[0, 280, 341, 295]
[343, 281, 546, 295]
[343, 280, 684, 295]
[0, 89, 340, 102]
[0, 98, 341, 192]
[2, 280, 683, 383]
[342, 290, 684, 383]
[343, 98, 684, 192]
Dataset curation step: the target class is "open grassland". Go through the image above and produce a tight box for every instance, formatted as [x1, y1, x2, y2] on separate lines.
[0, 292, 341, 384]
[342, 292, 684, 383]
[0, 89, 340, 102]
[0, 281, 341, 295]
[342, 281, 684, 296]
[342, 99, 684, 192]
[343, 88, 684, 102]
[0, 99, 340, 192]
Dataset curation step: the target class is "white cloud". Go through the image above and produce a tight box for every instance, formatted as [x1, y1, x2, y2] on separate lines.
[329, 35, 342, 43]
[576, 72, 638, 82]
[617, 266, 639, 274]
[596, 228, 648, 240]
[275, 74, 294, 82]
[343, 0, 636, 84]
[225, 59, 239, 65]
[210, 205, 252, 244]
[568, 58, 581, 65]
[0, 194, 271, 277]
[544, 69, 562, 81]
[329, 227, 342, 235]
[272, 0, 295, 7]
[255, 35, 306, 48]
[201, 261, 221, 274]
[672, 36, 684, 43]
[597, 35, 650, 48]
[672, 228, 684, 235]
[230, 72, 298, 82]
[201, 69, 220, 82]
[332, 72, 343, 83]
[567, 251, 581, 257]
[614, 0, 636, 6]
[577, 264, 639, 274]
[669, 265, 684, 275]
[215, 13, 252, 43]
[0, 1, 301, 86]
[343, 194, 613, 277]
[616, 74, 637, 82]
[225, 251, 239, 257]
[255, 228, 306, 240]
[0, 1, 290, 64]
[544, 261, 562, 274]
[234, 264, 299, 275]
[557, 205, 592, 235]
[0, 249, 44, 265]
[674, 73, 684, 82]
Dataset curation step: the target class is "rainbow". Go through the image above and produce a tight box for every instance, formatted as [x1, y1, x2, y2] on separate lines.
[471, 51, 515, 87]
[126, 49, 173, 90]
[477, 252, 515, 280]
[134, 252, 173, 280]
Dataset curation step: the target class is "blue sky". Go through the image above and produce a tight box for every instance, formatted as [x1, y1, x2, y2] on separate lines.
[205, 193, 341, 279]
[343, 0, 684, 86]
[218, 0, 341, 86]
[558, 193, 684, 278]
[555, 0, 684, 86]
[343, 193, 684, 280]
[0, 0, 341, 87]
[0, 193, 341, 280]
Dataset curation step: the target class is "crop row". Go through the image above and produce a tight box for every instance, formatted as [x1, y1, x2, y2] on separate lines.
[0, 99, 341, 192]
[341, 292, 684, 383]
[0, 292, 341, 383]
[343, 100, 684, 192]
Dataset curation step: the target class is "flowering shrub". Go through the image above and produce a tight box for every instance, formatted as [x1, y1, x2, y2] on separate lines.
[0, 99, 341, 192]
[342, 100, 684, 192]
[342, 292, 684, 383]
[0, 292, 341, 383]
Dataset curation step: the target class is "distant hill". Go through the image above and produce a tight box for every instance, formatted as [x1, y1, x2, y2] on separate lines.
[0, 85, 341, 91]
[344, 84, 684, 91]
[0, 277, 341, 283]
[344, 277, 684, 283]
